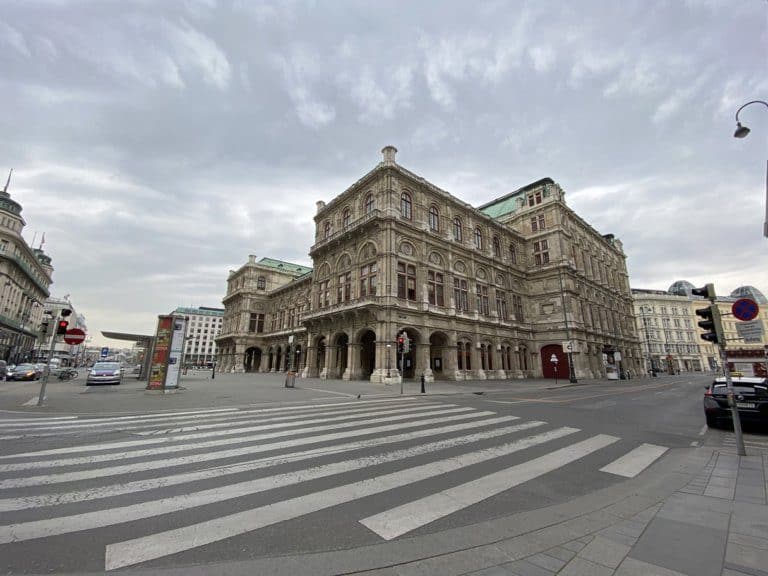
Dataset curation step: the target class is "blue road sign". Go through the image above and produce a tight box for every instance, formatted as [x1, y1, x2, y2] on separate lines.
[100, 347, 109, 357]
[732, 298, 759, 322]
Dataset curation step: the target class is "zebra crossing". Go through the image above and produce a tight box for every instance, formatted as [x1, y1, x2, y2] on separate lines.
[0, 397, 670, 572]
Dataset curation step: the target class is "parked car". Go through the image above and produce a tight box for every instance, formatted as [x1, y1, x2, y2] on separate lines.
[86, 361, 123, 386]
[703, 377, 768, 428]
[8, 363, 40, 381]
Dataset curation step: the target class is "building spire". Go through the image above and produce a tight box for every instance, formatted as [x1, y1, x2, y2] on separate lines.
[2, 169, 11, 194]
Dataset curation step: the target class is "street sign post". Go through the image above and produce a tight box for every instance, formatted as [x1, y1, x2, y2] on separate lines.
[100, 347, 109, 358]
[736, 320, 764, 343]
[64, 328, 86, 345]
[733, 298, 759, 322]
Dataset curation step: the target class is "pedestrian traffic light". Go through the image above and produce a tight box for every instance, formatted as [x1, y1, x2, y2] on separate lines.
[57, 320, 69, 335]
[696, 304, 724, 344]
[691, 283, 716, 301]
[402, 335, 411, 353]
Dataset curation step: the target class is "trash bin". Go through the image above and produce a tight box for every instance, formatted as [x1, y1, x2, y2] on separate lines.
[285, 371, 296, 388]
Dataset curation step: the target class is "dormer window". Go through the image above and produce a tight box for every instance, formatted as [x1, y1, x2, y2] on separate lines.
[257, 276, 266, 290]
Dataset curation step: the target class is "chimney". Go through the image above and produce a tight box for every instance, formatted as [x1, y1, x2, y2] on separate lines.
[248, 255, 257, 264]
[381, 145, 398, 165]
[316, 200, 326, 213]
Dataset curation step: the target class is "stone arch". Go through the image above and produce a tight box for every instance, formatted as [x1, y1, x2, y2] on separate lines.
[428, 331, 450, 378]
[244, 347, 261, 372]
[540, 344, 567, 379]
[335, 252, 352, 271]
[332, 331, 350, 378]
[317, 262, 331, 279]
[428, 251, 444, 267]
[357, 329, 376, 379]
[357, 241, 378, 262]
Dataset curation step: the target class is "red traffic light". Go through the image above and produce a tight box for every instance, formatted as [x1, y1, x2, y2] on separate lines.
[57, 320, 69, 335]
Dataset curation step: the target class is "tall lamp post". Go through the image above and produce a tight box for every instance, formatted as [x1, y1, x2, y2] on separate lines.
[557, 261, 578, 383]
[639, 305, 656, 377]
[733, 100, 768, 238]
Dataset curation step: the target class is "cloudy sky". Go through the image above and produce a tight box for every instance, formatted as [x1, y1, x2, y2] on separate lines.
[1, 0, 766, 347]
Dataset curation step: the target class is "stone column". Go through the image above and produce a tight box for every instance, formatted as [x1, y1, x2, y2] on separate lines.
[303, 345, 317, 378]
[342, 344, 357, 381]
[493, 342, 506, 380]
[370, 322, 393, 384]
[472, 341, 486, 380]
[320, 343, 332, 380]
[417, 342, 434, 383]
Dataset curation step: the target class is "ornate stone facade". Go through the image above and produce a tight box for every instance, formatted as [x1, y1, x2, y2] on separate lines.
[217, 147, 643, 381]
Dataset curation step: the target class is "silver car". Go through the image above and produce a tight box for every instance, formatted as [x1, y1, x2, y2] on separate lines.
[86, 362, 123, 386]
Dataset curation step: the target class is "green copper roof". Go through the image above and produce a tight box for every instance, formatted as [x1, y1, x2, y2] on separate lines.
[258, 257, 312, 275]
[479, 194, 522, 218]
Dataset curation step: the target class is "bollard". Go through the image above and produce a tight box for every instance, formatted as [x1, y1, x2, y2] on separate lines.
[420, 373, 426, 394]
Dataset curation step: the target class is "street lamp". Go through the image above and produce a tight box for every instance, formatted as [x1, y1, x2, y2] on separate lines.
[386, 343, 392, 377]
[639, 305, 656, 377]
[733, 100, 768, 238]
[551, 353, 559, 386]
[557, 261, 578, 383]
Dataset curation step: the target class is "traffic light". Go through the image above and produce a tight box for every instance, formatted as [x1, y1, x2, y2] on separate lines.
[402, 335, 411, 353]
[61, 308, 72, 317]
[696, 304, 724, 344]
[691, 283, 716, 301]
[57, 320, 69, 335]
[40, 317, 50, 335]
[397, 334, 405, 354]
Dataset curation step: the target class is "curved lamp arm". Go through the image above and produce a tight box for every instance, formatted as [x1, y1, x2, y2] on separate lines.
[734, 100, 768, 122]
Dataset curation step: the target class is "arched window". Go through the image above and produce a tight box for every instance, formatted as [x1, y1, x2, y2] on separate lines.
[342, 208, 350, 227]
[323, 221, 332, 239]
[492, 236, 501, 257]
[510, 243, 518, 264]
[474, 227, 483, 250]
[400, 192, 412, 220]
[428, 205, 439, 231]
[364, 193, 374, 214]
[256, 276, 266, 290]
[453, 217, 463, 242]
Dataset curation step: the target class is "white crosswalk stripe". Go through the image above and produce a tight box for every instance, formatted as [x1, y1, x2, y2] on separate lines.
[0, 399, 669, 573]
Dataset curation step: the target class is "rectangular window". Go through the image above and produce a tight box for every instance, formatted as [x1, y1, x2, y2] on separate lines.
[359, 263, 377, 297]
[533, 239, 549, 266]
[0, 240, 7, 253]
[513, 295, 524, 322]
[397, 262, 417, 301]
[476, 284, 489, 315]
[428, 271, 444, 306]
[337, 272, 351, 303]
[248, 313, 258, 332]
[454, 278, 469, 311]
[319, 280, 330, 308]
[496, 290, 508, 320]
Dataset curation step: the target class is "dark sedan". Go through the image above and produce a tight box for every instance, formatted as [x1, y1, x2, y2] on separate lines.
[8, 363, 40, 381]
[704, 377, 768, 428]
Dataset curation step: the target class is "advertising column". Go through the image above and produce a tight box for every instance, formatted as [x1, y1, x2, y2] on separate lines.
[165, 316, 186, 389]
[147, 315, 187, 391]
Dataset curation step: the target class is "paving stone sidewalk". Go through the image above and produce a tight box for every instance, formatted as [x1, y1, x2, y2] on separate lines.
[463, 448, 768, 576]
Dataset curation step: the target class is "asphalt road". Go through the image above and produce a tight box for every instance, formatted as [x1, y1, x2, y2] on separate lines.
[0, 373, 754, 575]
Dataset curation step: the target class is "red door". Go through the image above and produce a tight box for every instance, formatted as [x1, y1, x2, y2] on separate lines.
[541, 344, 567, 379]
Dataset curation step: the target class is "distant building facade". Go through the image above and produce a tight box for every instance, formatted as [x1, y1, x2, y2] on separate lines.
[0, 173, 53, 363]
[37, 296, 86, 366]
[632, 281, 768, 376]
[173, 306, 224, 367]
[217, 147, 642, 381]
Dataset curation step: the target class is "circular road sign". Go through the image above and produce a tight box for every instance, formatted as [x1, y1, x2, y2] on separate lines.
[732, 298, 759, 322]
[64, 328, 86, 345]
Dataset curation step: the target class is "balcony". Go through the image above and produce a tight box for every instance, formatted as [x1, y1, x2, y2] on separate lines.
[310, 209, 382, 254]
[302, 295, 384, 321]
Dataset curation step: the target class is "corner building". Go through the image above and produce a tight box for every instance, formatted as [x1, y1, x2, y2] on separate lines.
[217, 147, 642, 381]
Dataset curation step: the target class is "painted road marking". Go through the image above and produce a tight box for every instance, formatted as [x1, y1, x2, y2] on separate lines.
[22, 397, 39, 406]
[0, 406, 474, 469]
[0, 411, 500, 488]
[360, 434, 619, 540]
[303, 387, 357, 397]
[103, 429, 592, 570]
[0, 422, 547, 542]
[599, 443, 668, 478]
[0, 415, 527, 512]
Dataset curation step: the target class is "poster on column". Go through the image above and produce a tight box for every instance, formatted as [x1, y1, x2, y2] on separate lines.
[148, 316, 173, 390]
[165, 316, 187, 389]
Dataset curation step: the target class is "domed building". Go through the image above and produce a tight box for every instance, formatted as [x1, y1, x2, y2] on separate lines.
[668, 280, 695, 297]
[730, 285, 767, 305]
